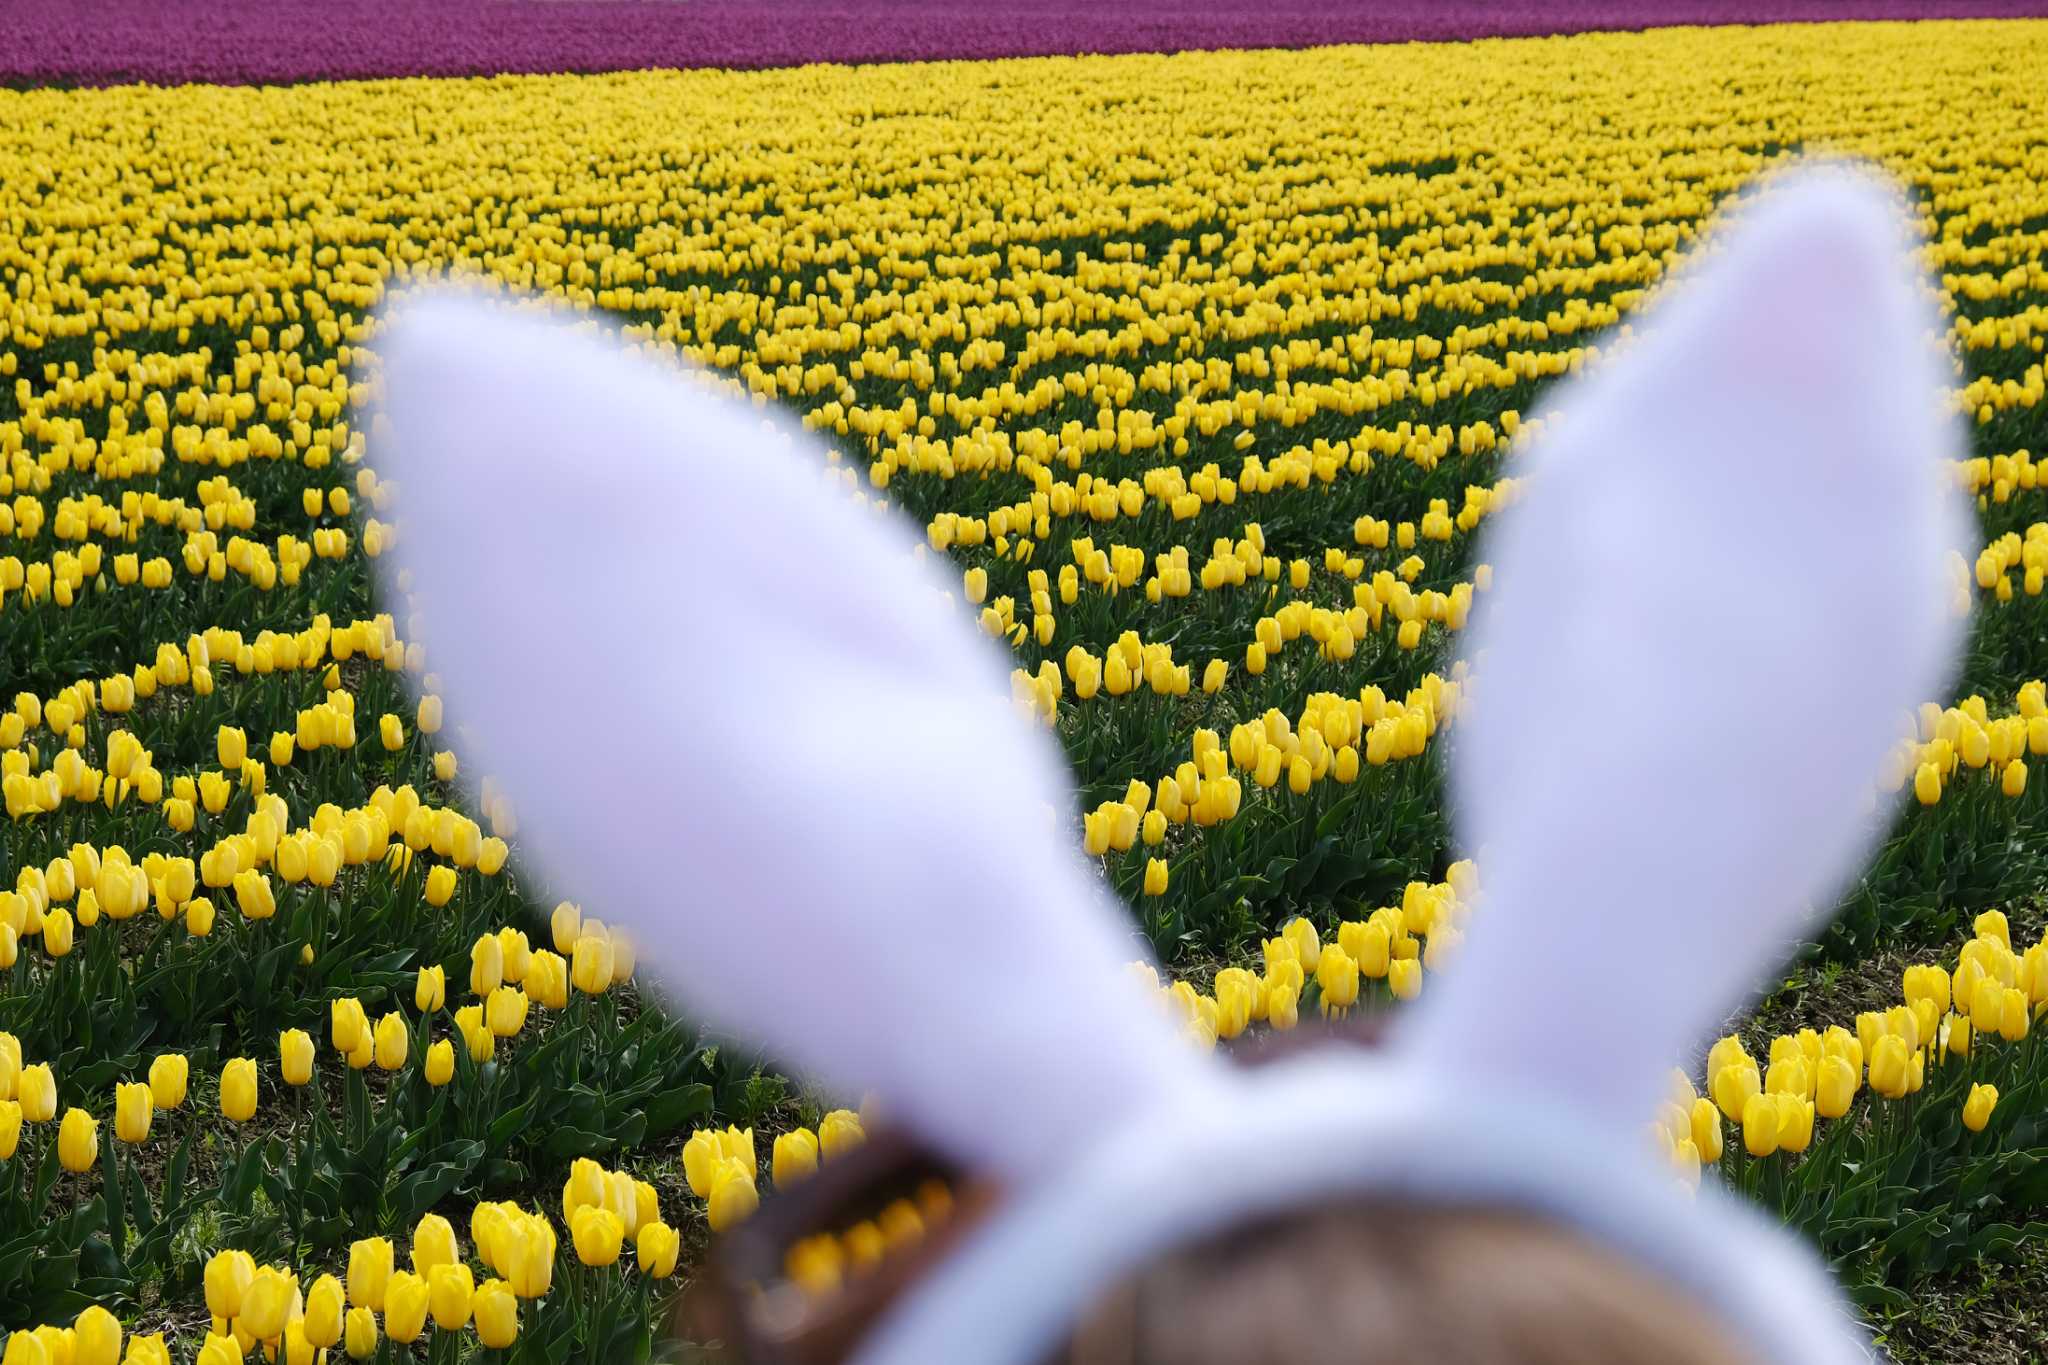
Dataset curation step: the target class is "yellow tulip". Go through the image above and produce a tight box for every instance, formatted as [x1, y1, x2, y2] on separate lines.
[124, 1334, 171, 1365]
[280, 1029, 315, 1086]
[1142, 857, 1168, 896]
[343, 1306, 379, 1360]
[706, 1161, 759, 1233]
[818, 1109, 865, 1162]
[571, 1205, 624, 1266]
[429, 1263, 475, 1330]
[638, 1219, 680, 1277]
[1710, 1059, 1761, 1123]
[0, 1100, 19, 1160]
[42, 907, 73, 957]
[148, 1053, 188, 1110]
[550, 901, 581, 953]
[415, 964, 446, 1013]
[1267, 980, 1300, 1029]
[374, 1012, 409, 1071]
[303, 1274, 346, 1349]
[220, 1057, 258, 1121]
[1815, 1055, 1857, 1119]
[204, 1249, 255, 1320]
[470, 934, 503, 997]
[424, 864, 457, 908]
[115, 1081, 153, 1143]
[383, 1269, 430, 1343]
[1964, 1082, 2000, 1133]
[242, 1265, 297, 1340]
[197, 1334, 242, 1365]
[773, 1128, 820, 1186]
[1740, 1092, 1781, 1158]
[1687, 1097, 1723, 1163]
[348, 1236, 394, 1310]
[58, 1106, 98, 1172]
[1387, 957, 1421, 1001]
[1869, 1034, 1911, 1100]
[331, 998, 369, 1054]
[571, 935, 613, 995]
[74, 1306, 121, 1365]
[473, 1279, 519, 1347]
[486, 985, 529, 1037]
[424, 1039, 455, 1087]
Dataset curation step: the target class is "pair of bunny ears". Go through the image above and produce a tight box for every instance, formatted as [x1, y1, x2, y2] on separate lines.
[371, 163, 1967, 1364]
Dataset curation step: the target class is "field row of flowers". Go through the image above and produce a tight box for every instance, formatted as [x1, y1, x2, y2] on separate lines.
[3, 1, 2042, 87]
[1, 16, 2046, 1359]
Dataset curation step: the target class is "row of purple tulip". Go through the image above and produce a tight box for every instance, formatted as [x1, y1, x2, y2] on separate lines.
[4, 0, 2044, 89]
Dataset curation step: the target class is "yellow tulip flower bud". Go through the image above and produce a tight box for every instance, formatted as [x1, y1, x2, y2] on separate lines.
[1740, 1093, 1781, 1158]
[1688, 1097, 1723, 1163]
[428, 1262, 474, 1330]
[1267, 980, 1300, 1029]
[58, 1106, 99, 1172]
[707, 1161, 759, 1233]
[415, 965, 446, 1013]
[1388, 957, 1421, 1001]
[241, 1266, 296, 1340]
[413, 1212, 459, 1276]
[149, 1053, 188, 1110]
[197, 1334, 242, 1365]
[1814, 1055, 1857, 1119]
[74, 1305, 121, 1365]
[115, 1081, 153, 1144]
[344, 1305, 379, 1360]
[348, 1237, 395, 1311]
[424, 864, 457, 908]
[280, 1029, 315, 1087]
[1710, 1059, 1761, 1123]
[470, 934, 503, 997]
[638, 1220, 681, 1278]
[486, 985, 529, 1038]
[571, 1206, 625, 1266]
[1964, 1082, 1999, 1133]
[773, 1128, 820, 1187]
[303, 1274, 345, 1349]
[1142, 857, 1168, 896]
[550, 901, 581, 953]
[571, 935, 614, 995]
[421, 1038, 454, 1087]
[203, 1249, 255, 1321]
[383, 1269, 430, 1343]
[417, 695, 443, 735]
[818, 1109, 866, 1162]
[2001, 986, 2030, 1042]
[219, 1057, 258, 1122]
[374, 1013, 409, 1071]
[472, 1280, 518, 1348]
[1868, 1034, 1911, 1100]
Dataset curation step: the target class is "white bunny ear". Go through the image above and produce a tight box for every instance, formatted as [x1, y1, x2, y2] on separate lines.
[370, 292, 1215, 1178]
[1409, 166, 1970, 1128]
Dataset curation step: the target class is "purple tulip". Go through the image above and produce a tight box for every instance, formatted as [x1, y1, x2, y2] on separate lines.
[2, 2, 2042, 88]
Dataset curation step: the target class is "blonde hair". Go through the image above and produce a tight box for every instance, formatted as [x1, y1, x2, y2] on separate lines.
[1067, 1201, 1756, 1365]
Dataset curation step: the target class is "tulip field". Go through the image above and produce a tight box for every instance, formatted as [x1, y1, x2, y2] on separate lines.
[3, 7, 2048, 1362]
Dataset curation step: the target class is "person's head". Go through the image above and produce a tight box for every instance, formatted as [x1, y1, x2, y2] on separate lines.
[1084, 1200, 1750, 1365]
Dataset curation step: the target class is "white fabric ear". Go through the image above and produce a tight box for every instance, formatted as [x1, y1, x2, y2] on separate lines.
[369, 292, 1217, 1178]
[1410, 165, 1970, 1129]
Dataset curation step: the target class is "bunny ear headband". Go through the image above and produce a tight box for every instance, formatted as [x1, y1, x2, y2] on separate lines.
[370, 163, 1968, 1365]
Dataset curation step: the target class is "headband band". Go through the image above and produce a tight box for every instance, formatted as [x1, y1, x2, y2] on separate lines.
[856, 1051, 1868, 1365]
